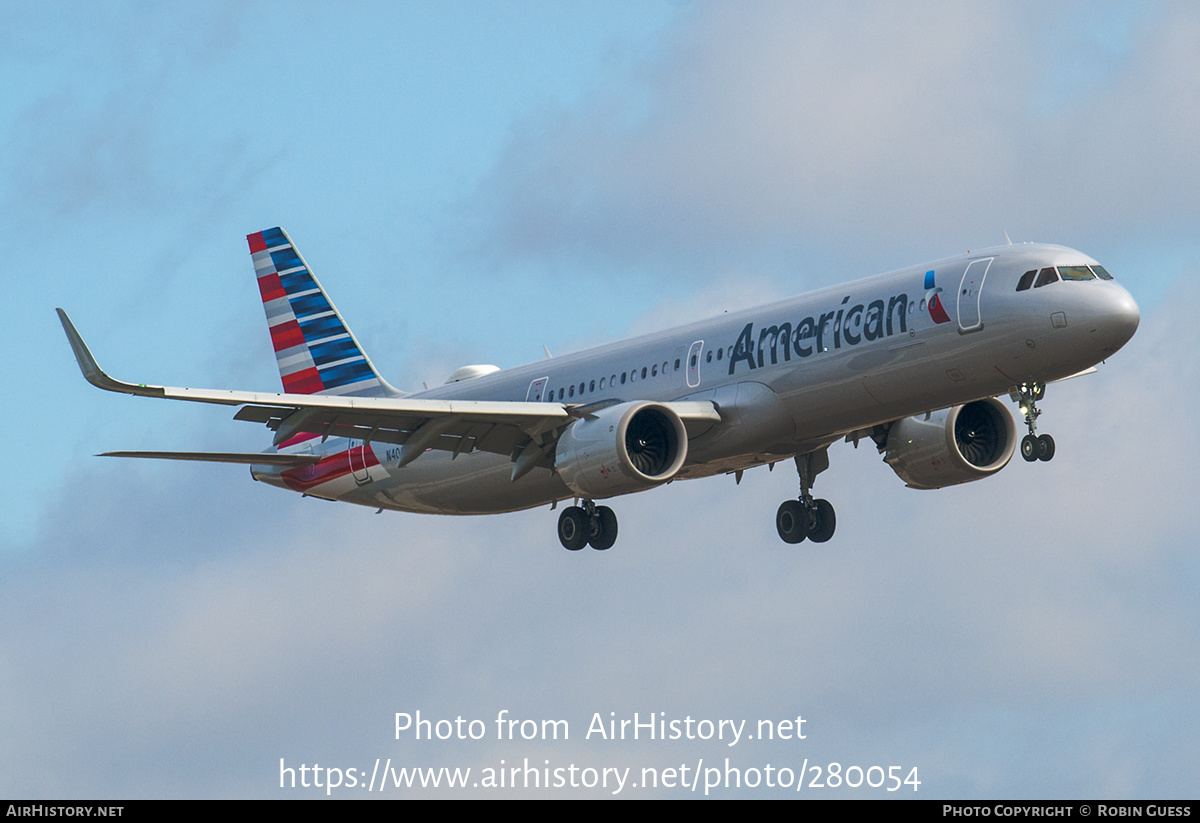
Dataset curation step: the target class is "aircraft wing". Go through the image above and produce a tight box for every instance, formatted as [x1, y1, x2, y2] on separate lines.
[98, 450, 323, 466]
[59, 310, 719, 477]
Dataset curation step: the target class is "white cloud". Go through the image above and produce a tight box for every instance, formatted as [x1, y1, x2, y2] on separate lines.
[477, 1, 1200, 274]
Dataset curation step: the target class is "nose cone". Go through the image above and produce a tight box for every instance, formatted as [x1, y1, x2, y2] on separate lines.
[1098, 285, 1140, 356]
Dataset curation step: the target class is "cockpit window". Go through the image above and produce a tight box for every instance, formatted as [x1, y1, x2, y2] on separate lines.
[1034, 267, 1059, 288]
[1091, 265, 1114, 280]
[1016, 270, 1036, 291]
[1058, 265, 1095, 281]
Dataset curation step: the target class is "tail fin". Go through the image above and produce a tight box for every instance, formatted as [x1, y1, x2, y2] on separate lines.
[247, 227, 402, 398]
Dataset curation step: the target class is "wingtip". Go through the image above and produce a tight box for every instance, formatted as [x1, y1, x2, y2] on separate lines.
[57, 308, 163, 396]
[56, 307, 105, 386]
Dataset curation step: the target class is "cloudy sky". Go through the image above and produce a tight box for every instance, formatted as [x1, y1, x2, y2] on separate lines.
[3, 0, 1198, 798]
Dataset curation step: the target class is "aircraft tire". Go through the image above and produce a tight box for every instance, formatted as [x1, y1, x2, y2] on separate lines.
[1037, 434, 1055, 462]
[776, 500, 808, 544]
[589, 506, 618, 551]
[808, 499, 836, 543]
[1021, 434, 1039, 462]
[558, 507, 589, 551]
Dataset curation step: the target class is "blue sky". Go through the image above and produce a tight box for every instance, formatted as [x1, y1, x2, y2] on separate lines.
[3, 0, 1198, 798]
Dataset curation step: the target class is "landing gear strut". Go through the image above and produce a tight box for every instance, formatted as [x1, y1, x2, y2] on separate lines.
[558, 500, 618, 551]
[776, 449, 836, 545]
[1010, 382, 1055, 463]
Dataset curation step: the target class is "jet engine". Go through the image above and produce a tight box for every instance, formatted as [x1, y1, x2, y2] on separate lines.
[555, 401, 688, 498]
[884, 398, 1016, 490]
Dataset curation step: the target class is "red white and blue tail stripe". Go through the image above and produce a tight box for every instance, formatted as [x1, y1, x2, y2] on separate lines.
[248, 227, 399, 398]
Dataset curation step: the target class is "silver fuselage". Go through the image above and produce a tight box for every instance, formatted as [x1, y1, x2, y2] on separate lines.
[255, 242, 1139, 514]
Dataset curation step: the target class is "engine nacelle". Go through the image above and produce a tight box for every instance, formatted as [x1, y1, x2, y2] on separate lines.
[555, 402, 688, 498]
[884, 398, 1016, 490]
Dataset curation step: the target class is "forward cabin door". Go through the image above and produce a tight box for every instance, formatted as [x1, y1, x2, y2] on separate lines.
[957, 257, 993, 332]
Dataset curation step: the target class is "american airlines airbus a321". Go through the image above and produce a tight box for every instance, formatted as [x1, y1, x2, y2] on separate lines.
[58, 227, 1139, 550]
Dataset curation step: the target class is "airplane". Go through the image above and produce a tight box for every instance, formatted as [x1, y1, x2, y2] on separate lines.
[58, 227, 1140, 551]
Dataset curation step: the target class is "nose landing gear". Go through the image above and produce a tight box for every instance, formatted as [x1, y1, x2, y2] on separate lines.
[776, 449, 836, 545]
[1011, 382, 1055, 463]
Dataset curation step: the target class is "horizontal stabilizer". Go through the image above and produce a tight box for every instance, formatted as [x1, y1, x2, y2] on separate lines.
[99, 451, 321, 466]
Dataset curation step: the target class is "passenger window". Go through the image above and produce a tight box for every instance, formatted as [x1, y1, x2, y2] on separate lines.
[558, 388, 564, 400]
[579, 382, 585, 394]
[569, 385, 575, 397]
[1091, 265, 1114, 280]
[1034, 267, 1059, 288]
[589, 380, 595, 392]
[641, 367, 647, 379]
[717, 348, 723, 360]
[706, 351, 712, 363]
[1016, 270, 1036, 291]
[674, 358, 681, 371]
[600, 377, 606, 390]
[1058, 265, 1095, 281]
[621, 372, 626, 384]
[652, 364, 658, 377]
[611, 374, 616, 385]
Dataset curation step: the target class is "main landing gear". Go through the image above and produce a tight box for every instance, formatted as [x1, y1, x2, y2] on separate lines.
[557, 500, 618, 551]
[776, 449, 836, 545]
[1010, 382, 1055, 463]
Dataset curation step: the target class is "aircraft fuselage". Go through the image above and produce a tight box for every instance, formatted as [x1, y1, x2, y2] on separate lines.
[252, 242, 1138, 516]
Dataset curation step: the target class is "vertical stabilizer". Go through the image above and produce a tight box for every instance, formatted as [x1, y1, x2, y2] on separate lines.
[247, 227, 402, 398]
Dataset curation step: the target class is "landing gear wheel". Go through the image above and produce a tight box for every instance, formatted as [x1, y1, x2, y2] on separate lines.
[1013, 382, 1055, 464]
[557, 506, 588, 551]
[1036, 433, 1055, 462]
[776, 500, 808, 544]
[1021, 434, 1039, 463]
[588, 506, 618, 551]
[808, 499, 836, 543]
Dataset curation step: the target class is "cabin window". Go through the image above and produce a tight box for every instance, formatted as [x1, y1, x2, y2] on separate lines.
[706, 351, 712, 363]
[600, 377, 606, 390]
[1016, 269, 1036, 291]
[717, 348, 724, 360]
[621, 372, 626, 384]
[569, 385, 575, 397]
[641, 367, 647, 379]
[651, 364, 658, 377]
[611, 373, 617, 385]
